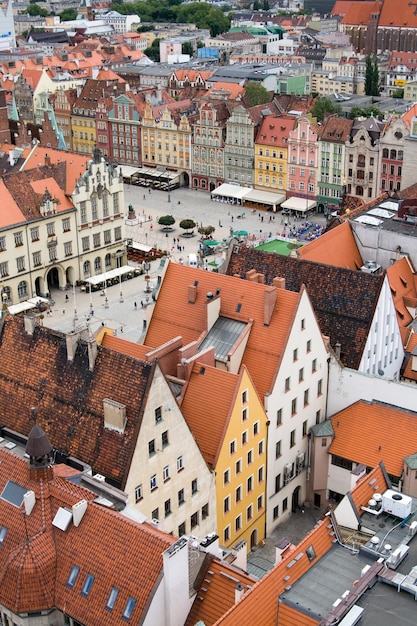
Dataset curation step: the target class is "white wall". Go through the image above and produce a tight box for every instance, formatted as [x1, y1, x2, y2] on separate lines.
[327, 357, 417, 417]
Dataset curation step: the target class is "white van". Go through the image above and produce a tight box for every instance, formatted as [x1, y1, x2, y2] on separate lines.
[188, 253, 198, 268]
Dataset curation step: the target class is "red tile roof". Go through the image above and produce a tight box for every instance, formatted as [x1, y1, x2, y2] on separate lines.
[214, 519, 334, 625]
[19, 145, 89, 195]
[386, 256, 417, 343]
[379, 0, 417, 27]
[144, 262, 300, 399]
[0, 448, 174, 623]
[329, 401, 417, 477]
[331, 1, 381, 25]
[402, 332, 417, 381]
[0, 317, 154, 488]
[298, 221, 363, 269]
[181, 363, 240, 468]
[185, 556, 255, 626]
[256, 115, 296, 146]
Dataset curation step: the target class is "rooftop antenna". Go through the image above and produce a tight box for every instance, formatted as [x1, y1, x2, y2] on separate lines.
[73, 282, 78, 328]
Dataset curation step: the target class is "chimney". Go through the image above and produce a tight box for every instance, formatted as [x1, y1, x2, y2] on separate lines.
[206, 291, 221, 332]
[44, 153, 50, 166]
[335, 342, 341, 359]
[163, 538, 190, 626]
[246, 269, 257, 281]
[235, 583, 245, 603]
[87, 338, 97, 371]
[24, 491, 36, 516]
[188, 284, 197, 304]
[66, 331, 79, 362]
[72, 499, 88, 527]
[24, 314, 38, 336]
[273, 276, 286, 290]
[264, 286, 277, 326]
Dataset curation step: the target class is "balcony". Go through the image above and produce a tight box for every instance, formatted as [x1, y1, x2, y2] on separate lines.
[47, 236, 57, 247]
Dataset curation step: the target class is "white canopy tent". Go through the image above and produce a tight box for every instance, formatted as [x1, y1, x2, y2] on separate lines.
[211, 184, 252, 203]
[85, 265, 133, 286]
[7, 302, 36, 315]
[242, 189, 286, 211]
[281, 197, 317, 213]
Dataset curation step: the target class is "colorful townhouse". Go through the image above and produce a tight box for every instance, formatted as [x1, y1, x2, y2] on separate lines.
[378, 116, 406, 193]
[223, 104, 256, 187]
[143, 261, 329, 532]
[254, 115, 295, 194]
[107, 93, 142, 166]
[191, 100, 229, 193]
[181, 363, 268, 552]
[316, 115, 353, 214]
[344, 116, 384, 200]
[287, 115, 319, 204]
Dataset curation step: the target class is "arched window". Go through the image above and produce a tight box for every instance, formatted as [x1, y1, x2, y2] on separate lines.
[18, 281, 27, 298]
[94, 257, 101, 273]
[356, 186, 364, 196]
[390, 149, 397, 160]
[83, 260, 91, 277]
[105, 253, 111, 268]
[382, 149, 389, 158]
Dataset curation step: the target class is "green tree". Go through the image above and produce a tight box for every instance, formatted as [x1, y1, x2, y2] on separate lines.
[392, 88, 404, 98]
[365, 55, 373, 96]
[198, 225, 216, 237]
[158, 215, 176, 229]
[137, 24, 155, 32]
[262, 0, 270, 9]
[348, 105, 382, 119]
[311, 98, 342, 122]
[253, 0, 260, 8]
[179, 219, 196, 235]
[182, 41, 194, 57]
[59, 7, 77, 20]
[144, 38, 160, 62]
[25, 3, 49, 16]
[244, 82, 271, 107]
[371, 58, 380, 96]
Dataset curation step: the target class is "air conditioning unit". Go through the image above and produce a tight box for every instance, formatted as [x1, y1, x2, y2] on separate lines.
[151, 518, 160, 526]
[284, 463, 293, 484]
[296, 452, 305, 467]
[93, 473, 106, 483]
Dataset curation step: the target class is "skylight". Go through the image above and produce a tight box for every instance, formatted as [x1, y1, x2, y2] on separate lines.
[106, 587, 119, 611]
[0, 526, 7, 545]
[122, 597, 136, 621]
[67, 565, 80, 589]
[0, 480, 27, 508]
[81, 573, 95, 597]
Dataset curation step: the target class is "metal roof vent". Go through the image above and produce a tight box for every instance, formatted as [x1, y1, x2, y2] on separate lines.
[26, 424, 53, 468]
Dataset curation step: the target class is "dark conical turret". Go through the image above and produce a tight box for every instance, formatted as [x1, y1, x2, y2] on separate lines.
[26, 424, 52, 469]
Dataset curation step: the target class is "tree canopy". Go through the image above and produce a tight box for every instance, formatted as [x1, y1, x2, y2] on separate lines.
[179, 219, 196, 231]
[348, 105, 382, 119]
[59, 7, 77, 20]
[244, 82, 271, 107]
[158, 215, 176, 228]
[198, 225, 215, 237]
[144, 38, 160, 62]
[365, 56, 380, 96]
[311, 97, 342, 122]
[25, 3, 48, 16]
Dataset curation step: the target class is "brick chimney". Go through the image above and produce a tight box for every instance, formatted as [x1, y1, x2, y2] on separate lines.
[264, 286, 277, 326]
[273, 276, 286, 290]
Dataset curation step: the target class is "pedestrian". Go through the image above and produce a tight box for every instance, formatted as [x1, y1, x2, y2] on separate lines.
[134, 301, 137, 310]
[141, 300, 144, 308]
[231, 216, 234, 222]
[149, 188, 151, 194]
[143, 194, 146, 200]
[101, 321, 105, 327]
[219, 219, 221, 227]
[120, 327, 123, 333]
[65, 294, 69, 302]
[62, 308, 65, 315]
[91, 310, 94, 316]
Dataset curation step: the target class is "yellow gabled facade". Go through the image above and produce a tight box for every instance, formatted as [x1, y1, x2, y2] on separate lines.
[254, 115, 296, 193]
[216, 366, 267, 552]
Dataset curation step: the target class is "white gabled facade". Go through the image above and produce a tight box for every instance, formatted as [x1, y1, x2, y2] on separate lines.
[124, 363, 216, 540]
[358, 274, 404, 380]
[266, 287, 329, 532]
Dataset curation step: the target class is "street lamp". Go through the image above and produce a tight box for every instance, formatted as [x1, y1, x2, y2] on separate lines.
[119, 272, 123, 303]
[89, 281, 93, 309]
[104, 273, 109, 309]
[72, 283, 78, 327]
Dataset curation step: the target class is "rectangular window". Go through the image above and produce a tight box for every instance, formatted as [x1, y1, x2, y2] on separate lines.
[64, 242, 72, 257]
[33, 251, 42, 267]
[307, 340, 311, 353]
[230, 439, 236, 455]
[162, 430, 169, 447]
[134, 484, 142, 502]
[285, 377, 290, 392]
[0, 261, 9, 278]
[235, 514, 242, 532]
[224, 525, 230, 543]
[236, 458, 242, 474]
[303, 420, 308, 437]
[148, 439, 155, 456]
[301, 318, 305, 330]
[104, 229, 111, 244]
[277, 409, 282, 426]
[62, 218, 70, 232]
[114, 226, 122, 241]
[30, 227, 39, 242]
[312, 359, 317, 373]
[293, 348, 298, 361]
[253, 421, 259, 436]
[275, 474, 281, 493]
[291, 398, 297, 415]
[164, 499, 171, 517]
[258, 439, 264, 455]
[150, 474, 157, 491]
[16, 256, 25, 272]
[257, 494, 264, 511]
[304, 389, 309, 406]
[49, 245, 57, 262]
[273, 505, 279, 520]
[191, 478, 198, 495]
[152, 508, 159, 521]
[242, 430, 248, 446]
[82, 236, 90, 252]
[299, 367, 304, 382]
[316, 410, 321, 425]
[106, 587, 119, 611]
[247, 504, 253, 521]
[258, 465, 264, 483]
[235, 485, 242, 503]
[67, 565, 80, 588]
[276, 440, 281, 458]
[122, 597, 136, 621]
[247, 475, 253, 493]
[223, 469, 230, 485]
[290, 429, 296, 448]
[191, 511, 199, 529]
[224, 496, 230, 513]
[46, 222, 55, 237]
[14, 231, 23, 246]
[177, 456, 184, 472]
[322, 438, 327, 447]
[81, 573, 94, 597]
[155, 406, 162, 423]
[283, 497, 288, 512]
[242, 390, 248, 403]
[93, 233, 100, 248]
[202, 503, 209, 519]
[247, 449, 253, 464]
[178, 522, 186, 536]
[317, 379, 323, 396]
[242, 407, 248, 422]
[163, 465, 170, 482]
[178, 488, 185, 506]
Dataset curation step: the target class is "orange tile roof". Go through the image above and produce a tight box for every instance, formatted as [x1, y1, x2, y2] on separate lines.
[30, 176, 74, 212]
[101, 333, 152, 360]
[0, 178, 26, 228]
[349, 463, 389, 516]
[20, 146, 89, 195]
[331, 1, 381, 25]
[298, 221, 363, 269]
[181, 363, 240, 468]
[214, 519, 334, 625]
[402, 332, 417, 381]
[185, 557, 255, 626]
[0, 448, 174, 623]
[144, 262, 300, 399]
[329, 401, 417, 477]
[256, 115, 296, 146]
[386, 256, 417, 339]
[379, 0, 417, 27]
[207, 82, 244, 99]
[402, 102, 417, 130]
